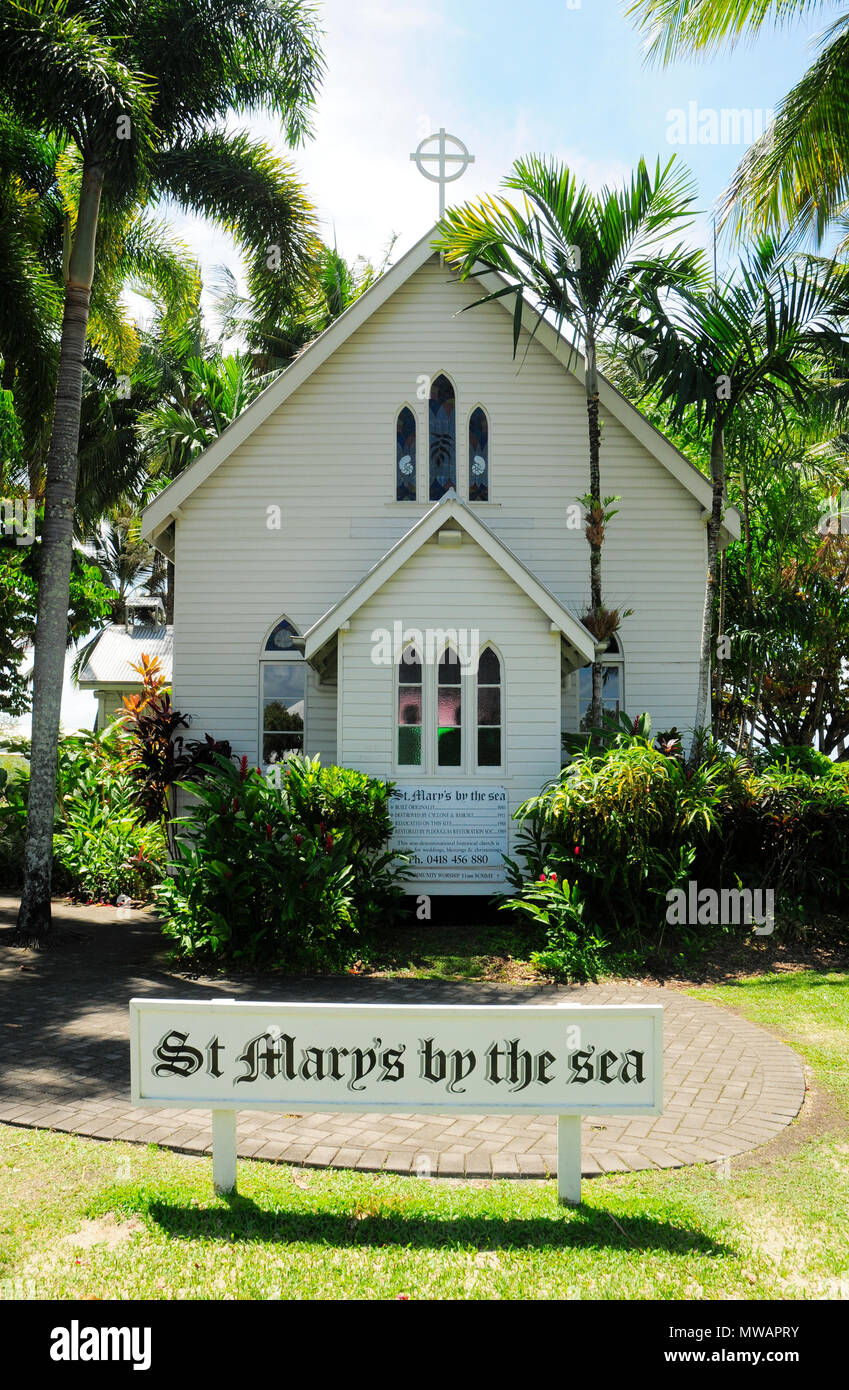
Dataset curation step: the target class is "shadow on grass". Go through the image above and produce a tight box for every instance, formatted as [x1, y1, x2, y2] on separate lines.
[147, 1192, 734, 1257]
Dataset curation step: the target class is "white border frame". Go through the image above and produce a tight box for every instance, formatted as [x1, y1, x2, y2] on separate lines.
[130, 998, 664, 1116]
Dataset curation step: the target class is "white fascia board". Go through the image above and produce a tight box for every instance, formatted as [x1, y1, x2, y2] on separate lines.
[140, 230, 441, 540]
[303, 494, 596, 664]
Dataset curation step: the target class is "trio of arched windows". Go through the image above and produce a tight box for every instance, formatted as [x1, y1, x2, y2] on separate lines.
[396, 374, 489, 503]
[398, 643, 502, 771]
[260, 621, 504, 772]
[260, 623, 625, 768]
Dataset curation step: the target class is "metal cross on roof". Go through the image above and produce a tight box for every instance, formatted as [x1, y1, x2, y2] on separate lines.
[410, 128, 475, 219]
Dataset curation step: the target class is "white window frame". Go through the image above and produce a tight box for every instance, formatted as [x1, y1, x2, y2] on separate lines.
[573, 636, 625, 731]
[396, 642, 424, 770]
[394, 641, 505, 775]
[259, 617, 308, 769]
[474, 643, 505, 772]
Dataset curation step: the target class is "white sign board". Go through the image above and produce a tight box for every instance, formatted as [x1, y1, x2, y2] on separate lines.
[130, 1000, 663, 1203]
[131, 1000, 661, 1113]
[388, 785, 508, 883]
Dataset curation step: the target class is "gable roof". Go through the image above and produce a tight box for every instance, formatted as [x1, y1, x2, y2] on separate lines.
[78, 624, 173, 688]
[141, 225, 740, 544]
[302, 490, 597, 667]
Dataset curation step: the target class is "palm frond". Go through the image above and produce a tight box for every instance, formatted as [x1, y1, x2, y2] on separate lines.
[719, 18, 849, 242]
[626, 0, 827, 66]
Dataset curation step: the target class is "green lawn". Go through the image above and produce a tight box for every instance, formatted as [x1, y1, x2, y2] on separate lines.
[0, 968, 847, 1300]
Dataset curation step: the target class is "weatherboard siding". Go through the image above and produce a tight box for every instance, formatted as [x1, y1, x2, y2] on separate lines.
[171, 252, 705, 766]
[340, 540, 562, 890]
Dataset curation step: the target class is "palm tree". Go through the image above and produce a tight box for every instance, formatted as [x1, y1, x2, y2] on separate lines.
[0, 0, 323, 941]
[627, 0, 849, 242]
[433, 155, 703, 725]
[620, 236, 849, 759]
[211, 236, 398, 370]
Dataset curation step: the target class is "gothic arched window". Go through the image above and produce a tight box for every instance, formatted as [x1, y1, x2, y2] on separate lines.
[396, 406, 416, 501]
[429, 374, 456, 500]
[468, 406, 489, 502]
[260, 617, 305, 764]
[437, 646, 462, 766]
[476, 647, 502, 766]
[397, 643, 423, 766]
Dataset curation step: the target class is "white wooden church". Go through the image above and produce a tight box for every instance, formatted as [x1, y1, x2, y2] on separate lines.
[141, 229, 740, 894]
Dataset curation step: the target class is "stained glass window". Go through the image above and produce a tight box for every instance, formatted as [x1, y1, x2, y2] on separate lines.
[468, 407, 489, 502]
[398, 644, 422, 765]
[437, 648, 462, 766]
[396, 406, 416, 501]
[477, 647, 501, 766]
[429, 374, 456, 500]
[264, 619, 298, 652]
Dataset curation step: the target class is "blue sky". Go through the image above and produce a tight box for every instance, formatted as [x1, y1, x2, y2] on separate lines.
[27, 0, 842, 738]
[166, 0, 846, 301]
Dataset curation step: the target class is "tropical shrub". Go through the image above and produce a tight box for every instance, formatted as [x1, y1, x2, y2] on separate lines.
[121, 654, 231, 834]
[757, 744, 836, 778]
[0, 726, 167, 900]
[54, 774, 166, 901]
[510, 729, 725, 939]
[156, 753, 407, 970]
[709, 767, 849, 910]
[0, 752, 31, 889]
[500, 873, 607, 981]
[54, 724, 167, 900]
[507, 712, 849, 973]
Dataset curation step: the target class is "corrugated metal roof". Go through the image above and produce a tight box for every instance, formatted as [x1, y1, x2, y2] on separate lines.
[78, 625, 173, 686]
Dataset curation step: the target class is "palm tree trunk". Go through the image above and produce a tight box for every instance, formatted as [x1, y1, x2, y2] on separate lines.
[584, 337, 604, 727]
[690, 420, 725, 768]
[16, 163, 104, 944]
[714, 549, 726, 729]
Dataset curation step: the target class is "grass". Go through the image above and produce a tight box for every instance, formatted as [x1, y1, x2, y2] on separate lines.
[690, 969, 849, 1110]
[0, 968, 848, 1300]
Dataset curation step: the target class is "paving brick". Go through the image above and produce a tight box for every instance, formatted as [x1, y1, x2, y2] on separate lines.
[0, 894, 807, 1185]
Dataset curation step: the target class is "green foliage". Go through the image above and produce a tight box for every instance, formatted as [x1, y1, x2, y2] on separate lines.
[500, 872, 607, 981]
[758, 744, 837, 778]
[120, 653, 231, 829]
[53, 722, 167, 900]
[155, 754, 408, 971]
[54, 776, 166, 902]
[0, 723, 166, 898]
[507, 714, 849, 972]
[713, 764, 849, 909]
[0, 529, 113, 717]
[0, 747, 30, 888]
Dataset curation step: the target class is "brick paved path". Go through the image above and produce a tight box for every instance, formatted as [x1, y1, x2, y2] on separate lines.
[0, 896, 805, 1178]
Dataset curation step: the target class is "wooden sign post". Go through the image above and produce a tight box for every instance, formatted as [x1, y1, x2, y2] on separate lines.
[130, 999, 663, 1204]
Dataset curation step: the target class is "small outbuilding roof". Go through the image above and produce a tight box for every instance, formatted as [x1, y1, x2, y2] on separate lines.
[78, 625, 173, 688]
